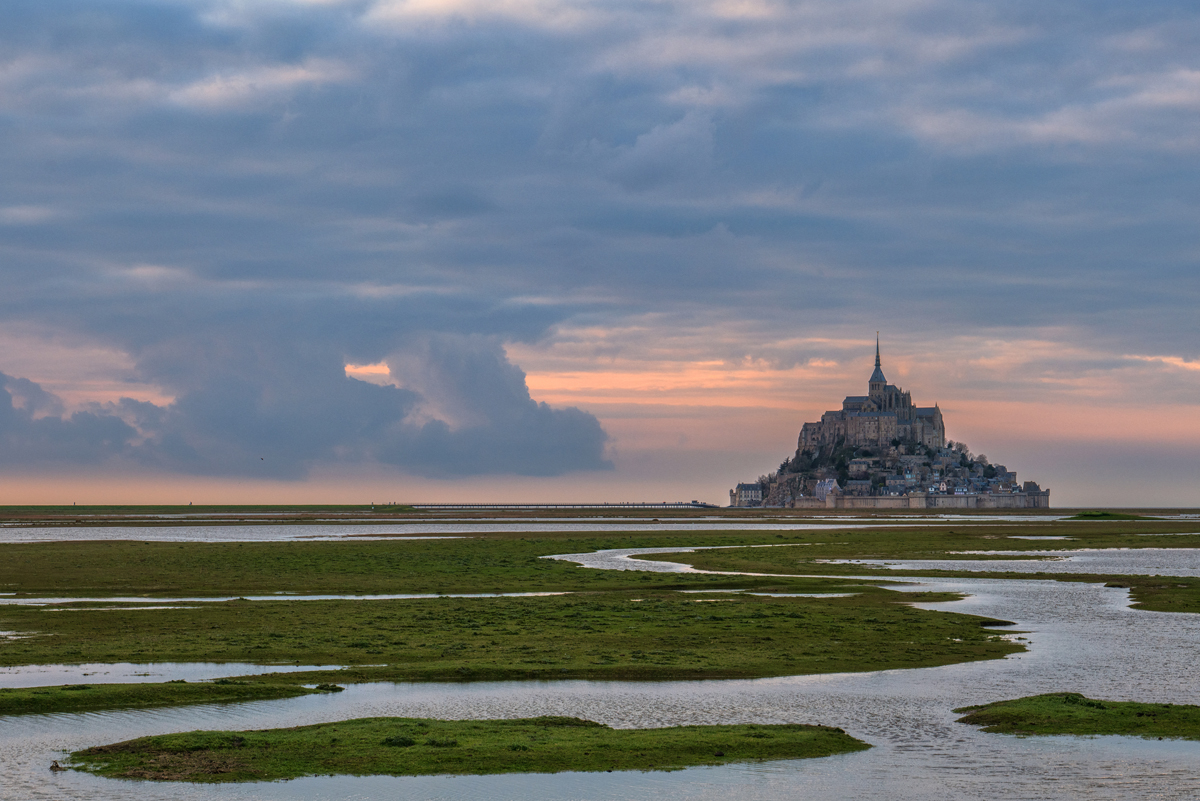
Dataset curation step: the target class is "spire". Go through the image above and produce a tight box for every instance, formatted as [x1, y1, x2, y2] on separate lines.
[869, 332, 887, 387]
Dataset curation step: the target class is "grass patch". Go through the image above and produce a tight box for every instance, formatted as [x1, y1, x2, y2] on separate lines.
[1106, 577, 1200, 614]
[954, 693, 1200, 739]
[0, 589, 1021, 687]
[0, 681, 322, 717]
[69, 716, 869, 781]
[7, 518, 1197, 716]
[1066, 511, 1159, 521]
[3, 522, 1197, 598]
[639, 522, 1200, 615]
[0, 536, 825, 596]
[645, 521, 1200, 576]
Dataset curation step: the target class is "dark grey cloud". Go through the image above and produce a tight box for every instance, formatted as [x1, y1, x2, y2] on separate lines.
[0, 374, 137, 466]
[0, 0, 1198, 478]
[0, 328, 610, 479]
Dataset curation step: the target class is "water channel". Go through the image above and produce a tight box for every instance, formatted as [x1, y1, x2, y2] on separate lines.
[3, 537, 1200, 799]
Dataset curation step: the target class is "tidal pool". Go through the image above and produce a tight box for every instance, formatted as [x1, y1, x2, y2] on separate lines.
[4, 548, 1200, 800]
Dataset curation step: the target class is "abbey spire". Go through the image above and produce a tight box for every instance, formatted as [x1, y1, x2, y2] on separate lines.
[869, 331, 887, 388]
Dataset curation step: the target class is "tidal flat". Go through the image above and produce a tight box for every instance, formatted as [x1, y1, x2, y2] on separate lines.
[2, 513, 1198, 717]
[3, 509, 1200, 798]
[0, 585, 1019, 712]
[69, 716, 868, 781]
[637, 521, 1200, 613]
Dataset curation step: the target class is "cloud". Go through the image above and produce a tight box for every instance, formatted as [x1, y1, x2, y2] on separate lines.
[0, 331, 609, 479]
[0, 374, 137, 466]
[0, 0, 1198, 498]
[0, 205, 59, 225]
[379, 334, 611, 475]
[364, 0, 595, 29]
[607, 112, 715, 190]
[894, 68, 1200, 152]
[168, 59, 356, 109]
[1128, 354, 1200, 372]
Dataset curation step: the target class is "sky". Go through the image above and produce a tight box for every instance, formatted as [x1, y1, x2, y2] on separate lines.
[1, 0, 1198, 507]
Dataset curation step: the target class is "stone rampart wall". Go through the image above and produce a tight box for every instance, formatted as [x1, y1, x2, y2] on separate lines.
[786, 491, 1050, 509]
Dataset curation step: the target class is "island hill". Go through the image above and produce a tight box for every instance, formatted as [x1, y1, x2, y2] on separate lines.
[731, 338, 1049, 510]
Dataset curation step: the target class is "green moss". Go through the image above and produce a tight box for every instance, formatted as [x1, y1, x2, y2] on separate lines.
[954, 693, 1200, 739]
[70, 716, 870, 781]
[0, 681, 318, 717]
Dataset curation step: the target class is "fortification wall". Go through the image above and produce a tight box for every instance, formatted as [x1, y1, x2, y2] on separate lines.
[790, 497, 826, 509]
[797, 491, 1050, 509]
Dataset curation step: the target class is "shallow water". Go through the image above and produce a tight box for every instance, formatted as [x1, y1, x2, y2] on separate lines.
[834, 547, 1200, 577]
[5, 547, 1200, 800]
[0, 663, 345, 690]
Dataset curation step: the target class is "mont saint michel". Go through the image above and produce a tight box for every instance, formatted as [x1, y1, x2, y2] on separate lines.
[732, 338, 1049, 509]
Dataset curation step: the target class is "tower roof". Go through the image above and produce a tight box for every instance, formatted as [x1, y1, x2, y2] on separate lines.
[869, 333, 887, 384]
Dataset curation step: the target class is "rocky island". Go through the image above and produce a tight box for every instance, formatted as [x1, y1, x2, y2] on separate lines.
[731, 337, 1049, 509]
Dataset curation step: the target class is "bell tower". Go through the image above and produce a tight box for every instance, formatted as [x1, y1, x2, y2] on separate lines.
[868, 332, 887, 397]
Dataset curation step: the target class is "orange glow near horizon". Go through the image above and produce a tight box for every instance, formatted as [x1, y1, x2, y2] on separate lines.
[1, 330, 1198, 507]
[503, 333, 1200, 506]
[520, 361, 843, 408]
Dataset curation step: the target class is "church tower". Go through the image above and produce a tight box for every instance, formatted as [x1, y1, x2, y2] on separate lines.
[868, 332, 887, 397]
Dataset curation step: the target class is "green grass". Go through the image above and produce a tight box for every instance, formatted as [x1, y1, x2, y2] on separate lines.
[70, 716, 869, 781]
[3, 522, 1197, 597]
[0, 588, 1021, 684]
[638, 523, 1200, 614]
[1066, 511, 1159, 521]
[0, 505, 414, 518]
[0, 680, 328, 717]
[954, 693, 1200, 739]
[642, 521, 1200, 573]
[0, 536, 815, 596]
[4, 516, 1198, 717]
[1112, 578, 1200, 613]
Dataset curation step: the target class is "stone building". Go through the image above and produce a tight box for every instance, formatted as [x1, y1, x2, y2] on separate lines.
[728, 336, 1049, 509]
[729, 482, 763, 507]
[799, 336, 944, 452]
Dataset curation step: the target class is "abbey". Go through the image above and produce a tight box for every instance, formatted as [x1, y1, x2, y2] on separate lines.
[729, 337, 1049, 509]
[799, 337, 944, 452]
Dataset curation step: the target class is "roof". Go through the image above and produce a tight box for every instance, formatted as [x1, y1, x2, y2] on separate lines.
[870, 334, 887, 383]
